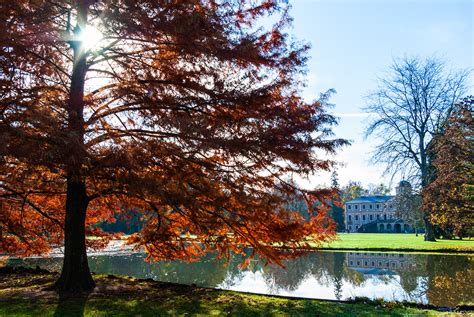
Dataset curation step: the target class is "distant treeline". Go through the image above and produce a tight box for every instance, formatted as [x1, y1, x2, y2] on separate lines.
[98, 210, 144, 235]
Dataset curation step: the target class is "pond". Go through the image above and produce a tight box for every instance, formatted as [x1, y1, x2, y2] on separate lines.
[7, 251, 473, 307]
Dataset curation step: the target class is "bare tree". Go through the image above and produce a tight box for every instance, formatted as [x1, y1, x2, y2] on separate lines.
[394, 182, 423, 236]
[364, 56, 470, 241]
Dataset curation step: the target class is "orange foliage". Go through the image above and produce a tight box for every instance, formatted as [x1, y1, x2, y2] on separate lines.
[0, 0, 347, 266]
[423, 97, 473, 236]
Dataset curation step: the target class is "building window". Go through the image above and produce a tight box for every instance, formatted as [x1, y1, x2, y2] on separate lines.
[362, 215, 366, 221]
[355, 205, 358, 209]
[362, 204, 366, 210]
[371, 261, 375, 266]
[370, 215, 373, 221]
[348, 205, 351, 210]
[364, 261, 368, 266]
[377, 215, 380, 220]
[384, 214, 387, 220]
[369, 204, 373, 209]
[350, 261, 353, 265]
[376, 204, 380, 209]
[355, 215, 359, 221]
[349, 226, 352, 231]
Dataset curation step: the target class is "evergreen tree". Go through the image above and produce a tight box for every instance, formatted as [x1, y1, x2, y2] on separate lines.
[329, 171, 345, 232]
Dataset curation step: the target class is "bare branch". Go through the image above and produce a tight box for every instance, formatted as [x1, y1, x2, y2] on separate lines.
[364, 56, 470, 188]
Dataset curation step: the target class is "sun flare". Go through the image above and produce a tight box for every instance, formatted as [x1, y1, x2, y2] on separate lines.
[79, 25, 104, 51]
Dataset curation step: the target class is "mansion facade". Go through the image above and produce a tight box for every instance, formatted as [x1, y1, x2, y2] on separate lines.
[344, 181, 413, 233]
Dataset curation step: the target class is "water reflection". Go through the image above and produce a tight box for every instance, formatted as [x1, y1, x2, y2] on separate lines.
[8, 251, 473, 307]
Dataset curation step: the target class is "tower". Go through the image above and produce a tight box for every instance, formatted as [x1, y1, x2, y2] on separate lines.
[396, 180, 412, 196]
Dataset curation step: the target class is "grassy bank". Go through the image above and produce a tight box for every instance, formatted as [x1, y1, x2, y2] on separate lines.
[318, 234, 474, 253]
[0, 267, 470, 316]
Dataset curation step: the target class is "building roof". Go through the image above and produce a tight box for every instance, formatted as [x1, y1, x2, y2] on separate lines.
[398, 180, 411, 187]
[345, 195, 394, 204]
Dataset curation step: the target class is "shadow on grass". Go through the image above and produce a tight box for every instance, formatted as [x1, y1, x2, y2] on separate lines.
[225, 299, 434, 317]
[53, 292, 91, 317]
[0, 296, 447, 317]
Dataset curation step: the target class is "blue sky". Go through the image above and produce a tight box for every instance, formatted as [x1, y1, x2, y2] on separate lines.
[285, 0, 473, 190]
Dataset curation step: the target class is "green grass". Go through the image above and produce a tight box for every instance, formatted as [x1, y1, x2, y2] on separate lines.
[319, 233, 474, 253]
[0, 269, 467, 316]
[0, 295, 462, 317]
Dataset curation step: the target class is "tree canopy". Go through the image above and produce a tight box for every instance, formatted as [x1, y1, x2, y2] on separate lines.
[328, 171, 344, 231]
[340, 181, 390, 204]
[423, 97, 473, 238]
[0, 0, 346, 292]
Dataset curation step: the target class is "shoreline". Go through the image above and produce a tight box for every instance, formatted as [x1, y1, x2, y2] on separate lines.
[316, 247, 474, 254]
[315, 233, 474, 254]
[0, 267, 472, 316]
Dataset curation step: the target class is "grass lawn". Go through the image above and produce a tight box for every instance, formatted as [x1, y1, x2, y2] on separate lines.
[0, 267, 468, 316]
[319, 233, 474, 253]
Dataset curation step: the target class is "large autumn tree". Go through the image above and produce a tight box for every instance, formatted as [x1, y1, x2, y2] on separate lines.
[0, 0, 346, 293]
[423, 97, 473, 238]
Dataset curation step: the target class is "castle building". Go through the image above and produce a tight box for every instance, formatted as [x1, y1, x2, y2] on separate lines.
[344, 181, 413, 233]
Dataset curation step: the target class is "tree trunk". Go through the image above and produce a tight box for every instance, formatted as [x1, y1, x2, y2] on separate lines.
[423, 215, 436, 241]
[54, 179, 95, 293]
[54, 2, 93, 293]
[420, 151, 436, 242]
[441, 228, 453, 240]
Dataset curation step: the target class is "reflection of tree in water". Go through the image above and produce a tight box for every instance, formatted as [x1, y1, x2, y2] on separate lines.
[348, 253, 474, 307]
[7, 251, 473, 307]
[262, 255, 315, 293]
[391, 254, 473, 307]
[218, 252, 257, 289]
[396, 254, 429, 301]
[90, 253, 234, 287]
[399, 268, 419, 293]
[332, 252, 344, 300]
[260, 252, 366, 298]
[9, 251, 368, 301]
[8, 254, 232, 288]
[425, 255, 474, 307]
